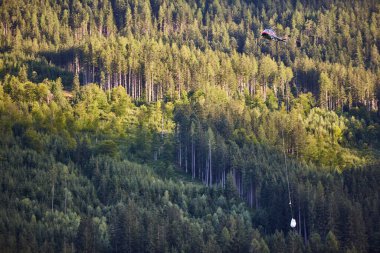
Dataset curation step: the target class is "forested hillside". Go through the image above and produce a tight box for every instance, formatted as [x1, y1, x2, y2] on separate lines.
[0, 0, 380, 252]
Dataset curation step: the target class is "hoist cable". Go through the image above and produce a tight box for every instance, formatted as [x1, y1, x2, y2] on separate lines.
[282, 128, 295, 227]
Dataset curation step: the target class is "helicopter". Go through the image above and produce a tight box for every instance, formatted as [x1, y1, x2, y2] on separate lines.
[261, 28, 302, 47]
[261, 28, 287, 42]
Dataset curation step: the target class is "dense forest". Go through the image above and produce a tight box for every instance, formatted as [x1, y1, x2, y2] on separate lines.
[0, 0, 380, 252]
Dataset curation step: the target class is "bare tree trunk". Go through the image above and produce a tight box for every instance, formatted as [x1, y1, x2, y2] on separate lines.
[139, 72, 142, 99]
[222, 170, 226, 188]
[151, 72, 154, 102]
[146, 80, 149, 102]
[198, 157, 201, 180]
[128, 70, 131, 95]
[64, 177, 67, 214]
[264, 81, 267, 101]
[108, 73, 111, 99]
[205, 159, 208, 185]
[178, 71, 181, 99]
[185, 145, 188, 174]
[303, 211, 307, 244]
[298, 201, 301, 234]
[192, 136, 195, 179]
[124, 72, 127, 89]
[138, 72, 140, 99]
[179, 136, 182, 169]
[209, 139, 212, 186]
[132, 73, 135, 99]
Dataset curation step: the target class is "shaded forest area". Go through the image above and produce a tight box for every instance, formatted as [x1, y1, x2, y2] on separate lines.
[1, 0, 380, 252]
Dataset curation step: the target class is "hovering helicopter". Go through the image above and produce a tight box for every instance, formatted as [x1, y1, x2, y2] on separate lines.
[261, 27, 302, 47]
[261, 28, 287, 42]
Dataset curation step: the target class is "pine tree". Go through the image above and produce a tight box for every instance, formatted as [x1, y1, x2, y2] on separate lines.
[326, 230, 339, 253]
[73, 74, 80, 92]
[75, 217, 96, 253]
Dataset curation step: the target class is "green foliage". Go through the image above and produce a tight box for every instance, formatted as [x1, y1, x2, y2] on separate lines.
[250, 229, 269, 253]
[0, 73, 379, 252]
[326, 231, 339, 253]
[73, 73, 80, 92]
[1, 0, 380, 252]
[1, 0, 379, 108]
[308, 232, 324, 253]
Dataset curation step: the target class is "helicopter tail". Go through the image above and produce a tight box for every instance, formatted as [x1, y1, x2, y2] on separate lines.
[284, 35, 301, 47]
[279, 37, 288, 43]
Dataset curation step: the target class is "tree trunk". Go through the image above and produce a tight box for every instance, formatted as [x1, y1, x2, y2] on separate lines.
[192, 136, 195, 179]
[303, 211, 307, 244]
[209, 139, 212, 186]
[127, 69, 130, 95]
[139, 72, 142, 99]
[92, 64, 95, 83]
[179, 136, 182, 169]
[185, 145, 188, 174]
[64, 178, 67, 214]
[146, 80, 149, 102]
[264, 81, 267, 101]
[298, 201, 301, 234]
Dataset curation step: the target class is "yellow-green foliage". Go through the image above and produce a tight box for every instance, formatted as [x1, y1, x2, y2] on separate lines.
[0, 75, 375, 171]
[0, 76, 177, 160]
[302, 108, 364, 170]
